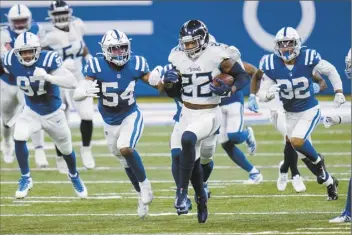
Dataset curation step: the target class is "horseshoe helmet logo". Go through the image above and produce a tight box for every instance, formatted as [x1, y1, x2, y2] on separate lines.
[243, 1, 316, 52]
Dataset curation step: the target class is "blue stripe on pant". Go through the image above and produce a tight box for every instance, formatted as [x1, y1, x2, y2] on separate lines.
[129, 109, 143, 148]
[303, 109, 321, 139]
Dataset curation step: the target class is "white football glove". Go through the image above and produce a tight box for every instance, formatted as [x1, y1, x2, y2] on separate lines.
[33, 67, 49, 80]
[333, 92, 346, 108]
[266, 84, 282, 101]
[312, 83, 320, 94]
[62, 58, 76, 72]
[323, 116, 341, 128]
[149, 65, 163, 86]
[85, 80, 100, 98]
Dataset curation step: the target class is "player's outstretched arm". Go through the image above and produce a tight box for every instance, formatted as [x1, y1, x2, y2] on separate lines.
[257, 75, 279, 102]
[220, 58, 251, 94]
[33, 66, 77, 89]
[140, 65, 164, 90]
[73, 76, 99, 101]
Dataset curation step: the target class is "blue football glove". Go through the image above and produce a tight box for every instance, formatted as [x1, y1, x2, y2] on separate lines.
[312, 83, 320, 94]
[163, 69, 179, 84]
[210, 79, 232, 96]
[248, 94, 258, 113]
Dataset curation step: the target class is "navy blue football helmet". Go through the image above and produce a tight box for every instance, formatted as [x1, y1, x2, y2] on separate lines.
[48, 0, 72, 29]
[179, 20, 209, 60]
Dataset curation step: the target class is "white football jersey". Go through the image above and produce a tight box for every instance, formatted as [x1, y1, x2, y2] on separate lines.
[39, 17, 86, 80]
[168, 42, 242, 105]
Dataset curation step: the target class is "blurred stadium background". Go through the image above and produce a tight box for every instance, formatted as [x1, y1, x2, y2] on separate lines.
[0, 1, 351, 234]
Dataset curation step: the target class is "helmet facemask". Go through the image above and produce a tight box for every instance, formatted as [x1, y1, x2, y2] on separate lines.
[14, 47, 41, 67]
[10, 17, 31, 34]
[179, 34, 208, 60]
[101, 43, 130, 66]
[275, 39, 301, 62]
[345, 56, 351, 79]
[48, 8, 72, 29]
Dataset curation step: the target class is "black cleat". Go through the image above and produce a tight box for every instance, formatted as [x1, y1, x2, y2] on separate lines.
[327, 176, 339, 201]
[196, 196, 208, 223]
[316, 160, 327, 184]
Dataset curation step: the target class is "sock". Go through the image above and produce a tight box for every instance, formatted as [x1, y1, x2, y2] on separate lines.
[31, 130, 44, 149]
[294, 140, 320, 163]
[171, 148, 181, 187]
[15, 140, 30, 175]
[63, 151, 77, 175]
[124, 150, 147, 182]
[201, 160, 214, 183]
[228, 130, 249, 145]
[345, 178, 351, 214]
[2, 124, 12, 142]
[191, 159, 206, 198]
[301, 158, 317, 176]
[284, 142, 300, 177]
[179, 131, 197, 195]
[55, 145, 63, 157]
[80, 120, 93, 147]
[222, 141, 253, 172]
[124, 167, 141, 192]
[249, 167, 259, 174]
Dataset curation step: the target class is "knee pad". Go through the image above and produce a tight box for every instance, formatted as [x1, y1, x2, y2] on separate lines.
[227, 131, 246, 144]
[200, 146, 215, 164]
[14, 123, 31, 141]
[181, 131, 197, 148]
[76, 98, 94, 120]
[171, 148, 181, 158]
[57, 140, 73, 155]
[118, 155, 128, 168]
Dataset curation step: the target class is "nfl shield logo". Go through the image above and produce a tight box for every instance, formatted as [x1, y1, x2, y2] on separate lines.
[117, 74, 121, 79]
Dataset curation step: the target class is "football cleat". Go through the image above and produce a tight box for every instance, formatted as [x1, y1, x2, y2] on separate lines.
[194, 183, 210, 202]
[139, 179, 153, 205]
[329, 211, 351, 223]
[34, 148, 49, 168]
[327, 176, 338, 200]
[292, 175, 306, 193]
[137, 192, 149, 219]
[80, 146, 95, 169]
[277, 161, 288, 191]
[245, 127, 256, 155]
[69, 173, 88, 199]
[244, 172, 263, 184]
[15, 175, 33, 199]
[56, 156, 68, 174]
[196, 196, 208, 223]
[316, 159, 327, 184]
[175, 189, 191, 215]
[2, 140, 15, 163]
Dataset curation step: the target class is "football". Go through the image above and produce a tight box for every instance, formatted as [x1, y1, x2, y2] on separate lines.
[212, 73, 234, 87]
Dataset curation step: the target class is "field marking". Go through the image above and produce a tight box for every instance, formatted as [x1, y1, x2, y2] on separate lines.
[0, 194, 346, 201]
[1, 178, 351, 185]
[296, 228, 350, 230]
[1, 164, 350, 172]
[0, 204, 29, 207]
[0, 233, 350, 235]
[0, 211, 342, 217]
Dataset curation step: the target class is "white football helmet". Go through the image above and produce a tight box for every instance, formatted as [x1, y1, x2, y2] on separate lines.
[14, 32, 41, 67]
[345, 48, 351, 79]
[99, 29, 131, 66]
[7, 4, 32, 34]
[47, 0, 73, 29]
[274, 27, 302, 62]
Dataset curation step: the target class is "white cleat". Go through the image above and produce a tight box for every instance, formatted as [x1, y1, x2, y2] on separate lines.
[277, 161, 288, 191]
[56, 156, 68, 174]
[2, 141, 15, 163]
[68, 173, 88, 199]
[80, 146, 95, 169]
[243, 172, 263, 184]
[137, 192, 149, 219]
[139, 179, 154, 205]
[15, 176, 33, 199]
[245, 127, 257, 156]
[292, 174, 306, 193]
[329, 212, 351, 223]
[34, 148, 49, 168]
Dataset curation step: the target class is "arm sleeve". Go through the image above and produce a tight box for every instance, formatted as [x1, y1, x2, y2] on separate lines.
[47, 67, 77, 89]
[313, 59, 343, 91]
[257, 74, 277, 102]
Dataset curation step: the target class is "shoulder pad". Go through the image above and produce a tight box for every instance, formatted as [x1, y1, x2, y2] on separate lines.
[259, 54, 276, 71]
[2, 49, 15, 67]
[87, 57, 102, 74]
[130, 55, 149, 73]
[71, 17, 86, 36]
[303, 48, 321, 66]
[168, 46, 183, 64]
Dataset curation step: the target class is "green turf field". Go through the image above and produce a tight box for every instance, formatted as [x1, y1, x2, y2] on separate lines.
[0, 124, 351, 235]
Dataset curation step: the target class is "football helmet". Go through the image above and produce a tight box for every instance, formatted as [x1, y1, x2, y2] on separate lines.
[48, 0, 72, 29]
[179, 20, 209, 60]
[99, 29, 131, 66]
[274, 27, 302, 62]
[14, 32, 41, 67]
[7, 4, 32, 34]
[345, 48, 351, 79]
